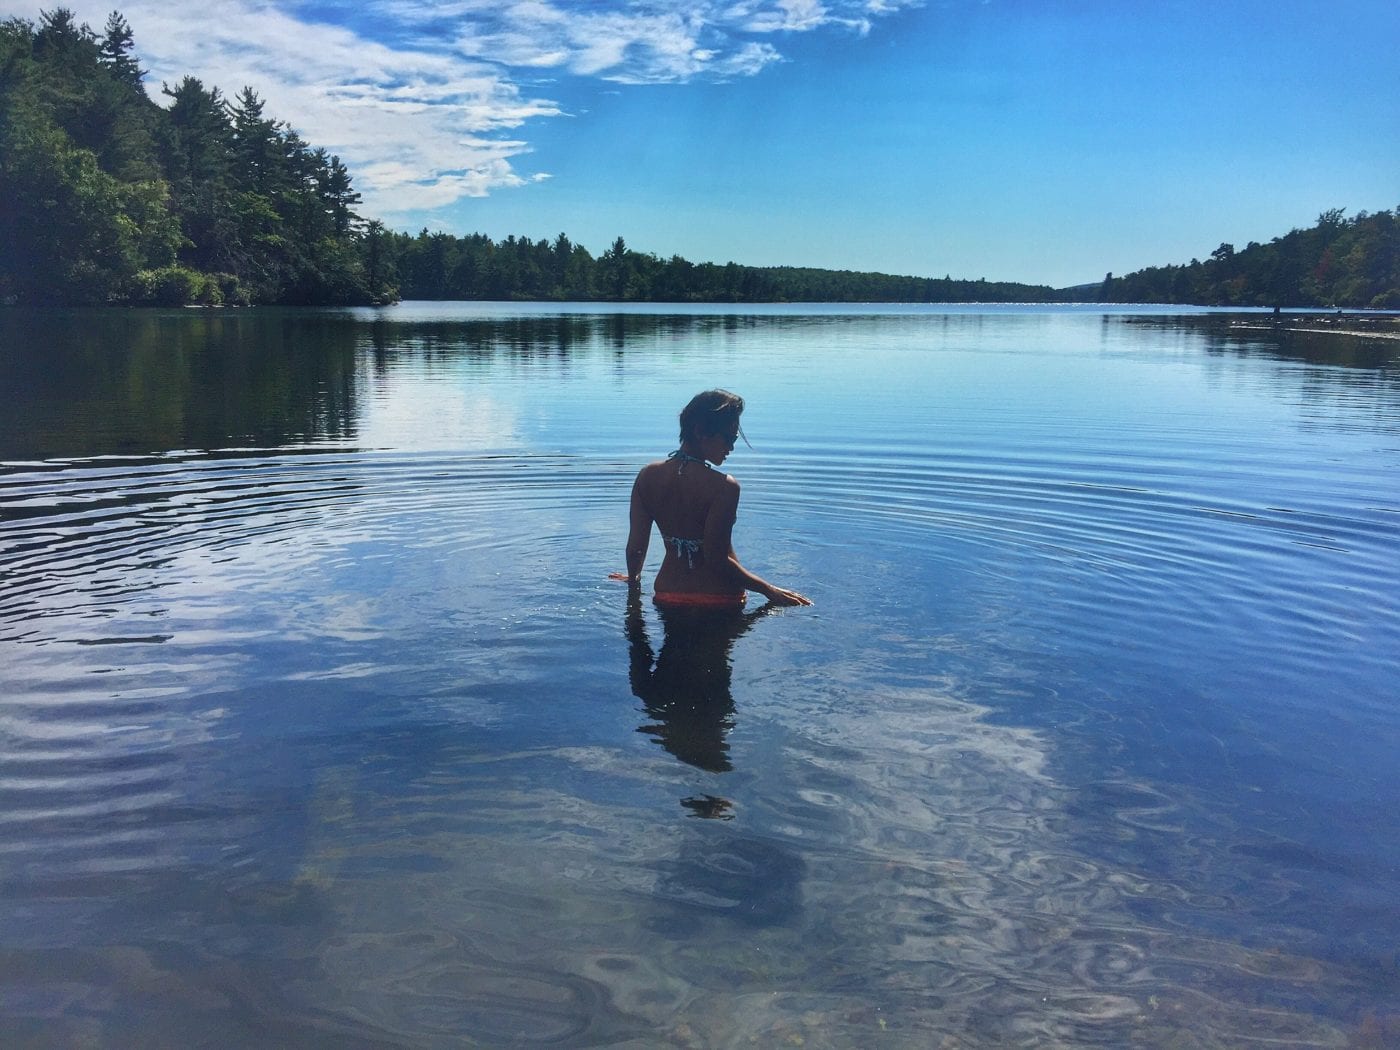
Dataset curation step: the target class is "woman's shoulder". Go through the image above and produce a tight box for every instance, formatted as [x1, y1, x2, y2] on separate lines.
[701, 467, 739, 489]
[635, 459, 737, 488]
[633, 460, 674, 495]
[714, 470, 739, 489]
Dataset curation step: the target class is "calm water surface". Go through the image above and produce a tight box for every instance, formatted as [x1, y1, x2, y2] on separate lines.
[2, 303, 1398, 1047]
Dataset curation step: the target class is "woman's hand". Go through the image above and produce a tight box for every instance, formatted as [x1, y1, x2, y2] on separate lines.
[764, 586, 812, 607]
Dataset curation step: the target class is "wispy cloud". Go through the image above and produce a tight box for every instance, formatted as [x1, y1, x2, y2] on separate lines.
[6, 0, 917, 217]
[384, 0, 910, 82]
[442, 4, 783, 84]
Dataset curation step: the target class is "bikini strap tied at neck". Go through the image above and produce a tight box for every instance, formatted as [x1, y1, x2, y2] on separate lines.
[666, 449, 709, 474]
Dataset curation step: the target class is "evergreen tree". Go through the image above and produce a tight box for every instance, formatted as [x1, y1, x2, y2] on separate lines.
[599, 237, 633, 299]
[98, 11, 142, 89]
[318, 153, 361, 237]
[1, 9, 373, 305]
[229, 87, 280, 196]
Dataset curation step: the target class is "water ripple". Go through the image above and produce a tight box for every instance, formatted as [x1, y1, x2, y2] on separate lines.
[2, 388, 1397, 1046]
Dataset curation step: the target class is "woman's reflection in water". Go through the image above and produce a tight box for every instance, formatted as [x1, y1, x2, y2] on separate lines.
[626, 592, 776, 813]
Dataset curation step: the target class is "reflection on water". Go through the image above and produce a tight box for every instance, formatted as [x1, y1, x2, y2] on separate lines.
[627, 593, 777, 780]
[0, 309, 362, 458]
[2, 304, 1399, 1047]
[653, 829, 805, 930]
[5, 305, 1398, 463]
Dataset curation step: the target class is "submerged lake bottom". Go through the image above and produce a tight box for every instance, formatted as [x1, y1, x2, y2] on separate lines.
[1, 303, 1398, 1047]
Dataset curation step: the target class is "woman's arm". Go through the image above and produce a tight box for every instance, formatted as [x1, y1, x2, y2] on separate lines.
[624, 470, 652, 588]
[705, 477, 811, 606]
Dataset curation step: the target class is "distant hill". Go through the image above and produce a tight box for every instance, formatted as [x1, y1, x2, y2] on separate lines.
[1056, 282, 1101, 299]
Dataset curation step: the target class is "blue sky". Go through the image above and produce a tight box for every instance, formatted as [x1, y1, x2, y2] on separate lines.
[10, 0, 1399, 287]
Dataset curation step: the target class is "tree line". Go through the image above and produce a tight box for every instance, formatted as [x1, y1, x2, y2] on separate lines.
[2, 9, 1396, 308]
[1096, 208, 1400, 309]
[373, 230, 1060, 303]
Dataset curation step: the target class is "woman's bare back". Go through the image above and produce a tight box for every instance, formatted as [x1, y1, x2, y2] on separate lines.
[635, 459, 738, 595]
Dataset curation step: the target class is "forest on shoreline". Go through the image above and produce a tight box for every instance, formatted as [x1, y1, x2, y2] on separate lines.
[2, 9, 1397, 309]
[1095, 209, 1399, 310]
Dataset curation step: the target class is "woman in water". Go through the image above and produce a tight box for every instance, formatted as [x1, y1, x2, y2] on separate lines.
[621, 389, 811, 608]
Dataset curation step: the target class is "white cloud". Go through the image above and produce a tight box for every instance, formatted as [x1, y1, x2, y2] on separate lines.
[0, 0, 916, 215]
[447, 5, 733, 83]
[432, 0, 911, 83]
[734, 0, 833, 33]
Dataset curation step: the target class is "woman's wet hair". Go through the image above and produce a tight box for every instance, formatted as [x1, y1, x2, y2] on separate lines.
[679, 389, 746, 446]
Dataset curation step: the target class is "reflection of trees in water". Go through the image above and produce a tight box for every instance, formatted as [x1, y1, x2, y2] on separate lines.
[1208, 317, 1399, 370]
[1114, 314, 1400, 432]
[1127, 313, 1400, 370]
[626, 595, 774, 778]
[1206, 318, 1400, 433]
[0, 309, 362, 459]
[361, 311, 755, 363]
[0, 307, 786, 461]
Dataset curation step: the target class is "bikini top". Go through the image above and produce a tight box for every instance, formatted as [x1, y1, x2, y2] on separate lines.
[662, 534, 703, 569]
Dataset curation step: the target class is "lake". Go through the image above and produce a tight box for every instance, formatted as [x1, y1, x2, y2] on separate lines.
[2, 303, 1398, 1048]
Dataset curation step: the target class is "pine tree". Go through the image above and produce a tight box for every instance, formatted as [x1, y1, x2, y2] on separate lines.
[98, 11, 143, 89]
[229, 86, 280, 195]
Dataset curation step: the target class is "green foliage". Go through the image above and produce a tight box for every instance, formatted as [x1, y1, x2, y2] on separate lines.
[98, 12, 144, 89]
[133, 265, 202, 305]
[129, 266, 246, 306]
[373, 229, 1059, 304]
[0, 100, 171, 302]
[215, 272, 251, 306]
[1098, 209, 1400, 308]
[1, 8, 371, 306]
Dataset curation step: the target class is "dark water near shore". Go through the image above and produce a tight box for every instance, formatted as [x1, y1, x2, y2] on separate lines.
[2, 303, 1398, 1047]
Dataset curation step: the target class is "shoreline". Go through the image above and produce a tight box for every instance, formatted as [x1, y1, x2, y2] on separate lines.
[1228, 314, 1400, 340]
